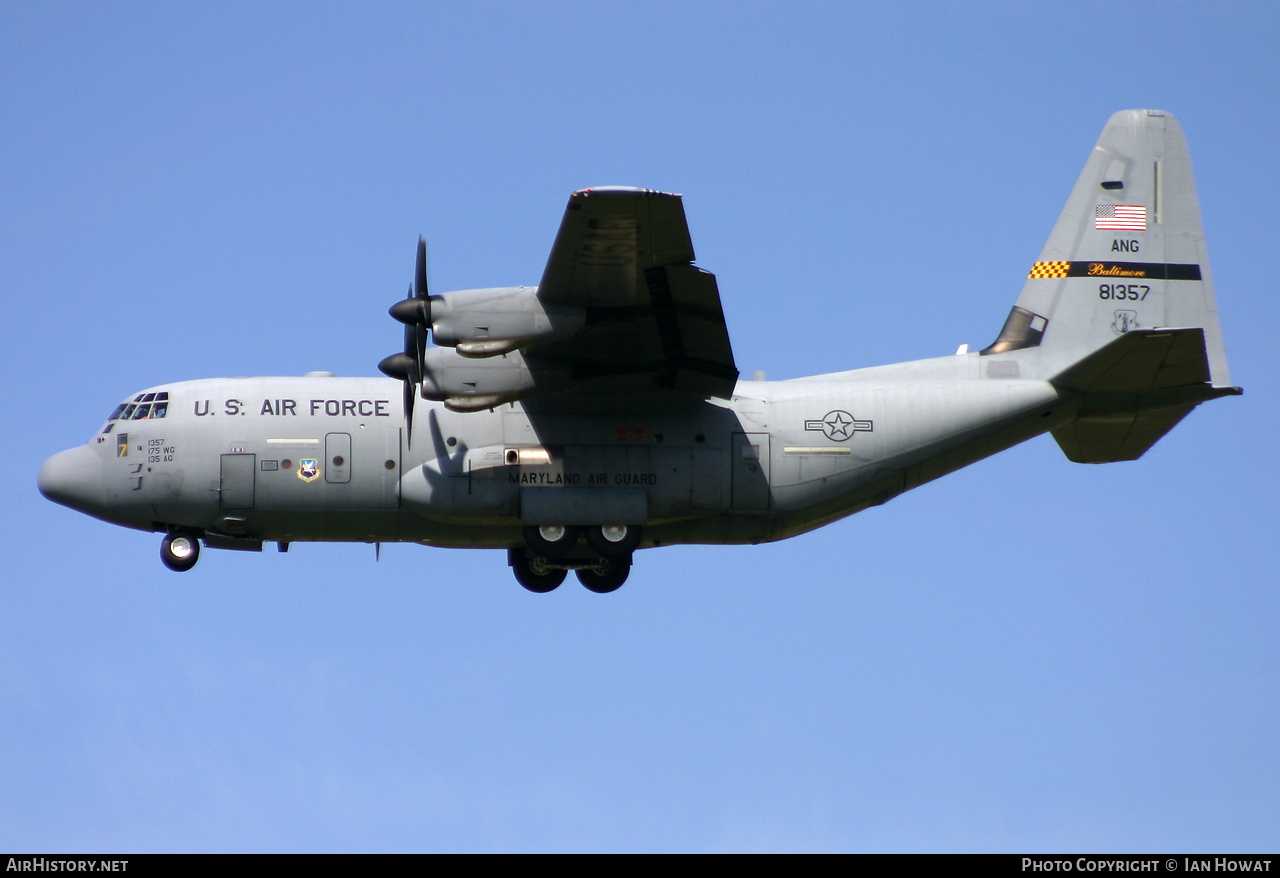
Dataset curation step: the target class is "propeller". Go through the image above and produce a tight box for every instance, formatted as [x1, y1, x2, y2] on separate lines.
[378, 237, 431, 445]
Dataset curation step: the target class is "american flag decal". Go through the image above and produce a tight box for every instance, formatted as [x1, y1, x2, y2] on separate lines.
[1095, 204, 1146, 231]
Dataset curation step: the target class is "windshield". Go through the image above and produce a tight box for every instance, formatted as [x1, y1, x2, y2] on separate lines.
[102, 391, 169, 432]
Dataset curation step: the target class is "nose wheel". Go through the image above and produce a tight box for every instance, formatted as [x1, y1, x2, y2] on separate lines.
[160, 533, 200, 572]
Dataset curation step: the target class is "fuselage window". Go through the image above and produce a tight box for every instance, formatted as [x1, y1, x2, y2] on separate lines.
[120, 404, 137, 420]
[150, 402, 168, 418]
[132, 404, 152, 420]
[108, 404, 128, 421]
[142, 392, 156, 403]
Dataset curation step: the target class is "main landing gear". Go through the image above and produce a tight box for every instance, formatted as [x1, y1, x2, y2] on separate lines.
[510, 523, 641, 593]
[160, 532, 201, 572]
[522, 524, 581, 558]
[584, 524, 641, 558]
[510, 551, 568, 593]
[576, 555, 631, 593]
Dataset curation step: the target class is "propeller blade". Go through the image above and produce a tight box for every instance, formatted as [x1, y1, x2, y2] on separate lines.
[403, 320, 419, 447]
[403, 375, 415, 447]
[413, 322, 427, 382]
[415, 236, 428, 299]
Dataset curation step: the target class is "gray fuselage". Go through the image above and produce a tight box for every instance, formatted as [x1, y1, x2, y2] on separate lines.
[39, 352, 1069, 553]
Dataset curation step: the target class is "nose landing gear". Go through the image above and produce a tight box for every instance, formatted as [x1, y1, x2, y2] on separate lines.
[160, 532, 201, 572]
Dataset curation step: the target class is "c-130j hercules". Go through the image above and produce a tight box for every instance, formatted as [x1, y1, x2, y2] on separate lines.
[40, 110, 1239, 593]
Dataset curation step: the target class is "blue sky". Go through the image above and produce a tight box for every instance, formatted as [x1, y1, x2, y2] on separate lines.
[3, 1, 1277, 852]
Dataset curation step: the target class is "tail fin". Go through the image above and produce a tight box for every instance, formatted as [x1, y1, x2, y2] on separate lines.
[982, 110, 1240, 461]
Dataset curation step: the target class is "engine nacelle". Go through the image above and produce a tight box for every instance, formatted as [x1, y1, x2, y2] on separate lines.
[428, 287, 584, 354]
[419, 347, 570, 411]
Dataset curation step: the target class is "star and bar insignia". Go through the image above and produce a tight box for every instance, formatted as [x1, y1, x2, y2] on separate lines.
[804, 410, 873, 442]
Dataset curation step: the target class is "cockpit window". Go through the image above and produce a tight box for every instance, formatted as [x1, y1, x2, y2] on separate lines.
[107, 392, 169, 424]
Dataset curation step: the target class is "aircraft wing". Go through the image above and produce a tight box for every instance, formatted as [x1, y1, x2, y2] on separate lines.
[531, 187, 739, 399]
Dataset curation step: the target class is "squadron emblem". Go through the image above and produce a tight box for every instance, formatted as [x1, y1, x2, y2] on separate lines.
[1112, 309, 1140, 335]
[297, 458, 321, 483]
[804, 410, 873, 442]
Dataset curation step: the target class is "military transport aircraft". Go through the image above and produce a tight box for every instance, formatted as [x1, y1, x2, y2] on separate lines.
[39, 110, 1239, 593]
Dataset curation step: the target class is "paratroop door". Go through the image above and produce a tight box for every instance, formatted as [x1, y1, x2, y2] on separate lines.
[220, 453, 256, 509]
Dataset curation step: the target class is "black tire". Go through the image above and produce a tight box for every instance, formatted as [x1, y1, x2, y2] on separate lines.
[576, 555, 631, 594]
[584, 524, 642, 558]
[511, 552, 567, 593]
[523, 524, 581, 558]
[160, 533, 200, 572]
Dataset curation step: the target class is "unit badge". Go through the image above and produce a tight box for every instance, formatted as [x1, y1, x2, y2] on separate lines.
[804, 410, 873, 442]
[1112, 309, 1140, 335]
[297, 458, 321, 483]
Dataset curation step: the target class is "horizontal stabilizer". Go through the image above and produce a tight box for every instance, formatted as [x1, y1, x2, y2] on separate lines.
[1052, 327, 1210, 393]
[1051, 405, 1197, 463]
[1049, 328, 1240, 463]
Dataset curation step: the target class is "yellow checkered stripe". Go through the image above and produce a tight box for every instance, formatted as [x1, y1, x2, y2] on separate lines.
[1028, 261, 1070, 279]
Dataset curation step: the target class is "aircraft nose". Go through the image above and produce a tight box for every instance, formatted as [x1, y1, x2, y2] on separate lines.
[38, 445, 105, 514]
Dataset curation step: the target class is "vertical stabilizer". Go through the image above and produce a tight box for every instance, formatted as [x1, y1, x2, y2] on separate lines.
[985, 110, 1232, 389]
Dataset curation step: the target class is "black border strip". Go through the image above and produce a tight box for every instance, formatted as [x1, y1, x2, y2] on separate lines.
[1065, 262, 1202, 280]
